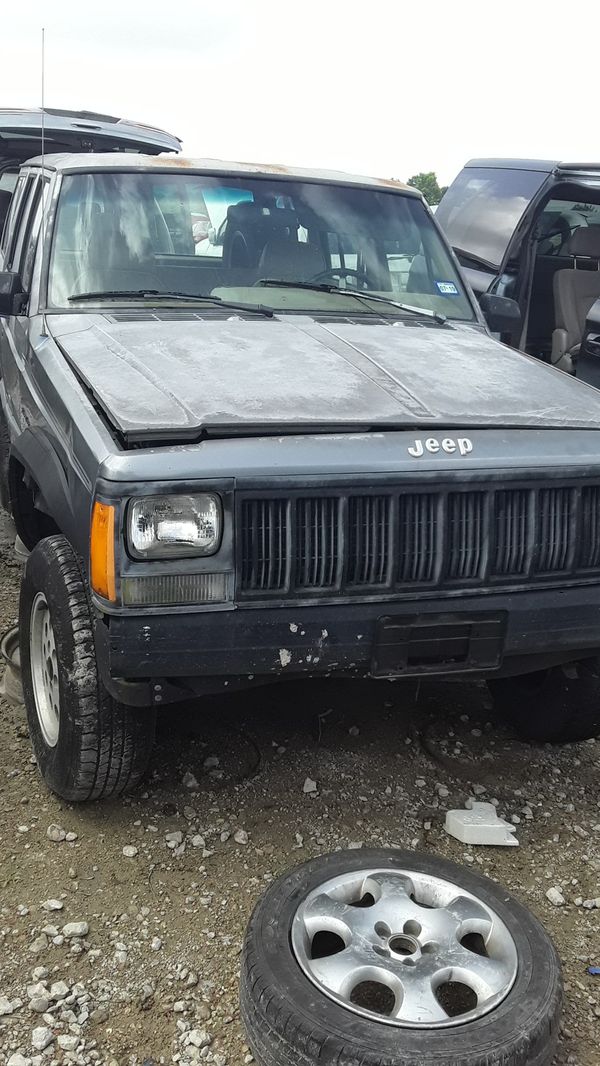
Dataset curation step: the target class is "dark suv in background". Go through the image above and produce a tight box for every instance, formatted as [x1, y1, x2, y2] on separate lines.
[437, 159, 600, 384]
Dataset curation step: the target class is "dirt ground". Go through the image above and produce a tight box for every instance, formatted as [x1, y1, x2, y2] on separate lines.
[0, 514, 598, 1066]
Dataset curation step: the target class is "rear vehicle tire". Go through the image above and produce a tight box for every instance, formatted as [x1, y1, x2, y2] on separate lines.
[489, 660, 600, 742]
[241, 849, 562, 1066]
[20, 535, 156, 801]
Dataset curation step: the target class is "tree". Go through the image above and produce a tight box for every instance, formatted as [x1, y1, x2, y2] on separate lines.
[407, 172, 447, 205]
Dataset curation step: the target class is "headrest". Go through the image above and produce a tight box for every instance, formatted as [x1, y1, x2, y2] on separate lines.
[566, 225, 600, 258]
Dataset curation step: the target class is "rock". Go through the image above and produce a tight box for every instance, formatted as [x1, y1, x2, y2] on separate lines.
[234, 829, 249, 845]
[546, 887, 565, 906]
[348, 726, 360, 736]
[213, 1057, 228, 1066]
[303, 777, 318, 794]
[203, 755, 220, 771]
[0, 995, 14, 1015]
[29, 996, 50, 1013]
[62, 921, 89, 938]
[150, 936, 162, 951]
[8, 1056, 32, 1066]
[28, 935, 48, 955]
[65, 832, 78, 842]
[46, 824, 66, 842]
[166, 831, 183, 847]
[122, 845, 139, 858]
[31, 968, 48, 982]
[90, 1005, 109, 1024]
[57, 1035, 79, 1051]
[41, 899, 63, 912]
[188, 1028, 211, 1048]
[191, 834, 206, 848]
[182, 771, 199, 790]
[32, 1026, 54, 1051]
[26, 983, 48, 1001]
[50, 981, 69, 1000]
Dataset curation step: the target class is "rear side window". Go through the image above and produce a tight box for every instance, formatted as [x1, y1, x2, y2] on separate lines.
[437, 167, 547, 268]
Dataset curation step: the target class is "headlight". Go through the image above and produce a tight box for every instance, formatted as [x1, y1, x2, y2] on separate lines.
[128, 494, 222, 559]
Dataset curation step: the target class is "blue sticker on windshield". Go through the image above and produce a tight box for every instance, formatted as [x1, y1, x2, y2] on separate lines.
[436, 281, 459, 295]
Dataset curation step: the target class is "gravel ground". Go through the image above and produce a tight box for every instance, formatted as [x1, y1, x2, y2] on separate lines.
[0, 516, 598, 1066]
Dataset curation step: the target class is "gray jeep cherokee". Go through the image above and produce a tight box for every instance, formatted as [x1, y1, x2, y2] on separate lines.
[3, 139, 600, 801]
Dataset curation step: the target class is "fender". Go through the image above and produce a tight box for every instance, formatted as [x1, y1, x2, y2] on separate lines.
[10, 426, 80, 548]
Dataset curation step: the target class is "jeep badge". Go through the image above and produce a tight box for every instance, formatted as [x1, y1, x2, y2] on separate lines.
[408, 437, 473, 457]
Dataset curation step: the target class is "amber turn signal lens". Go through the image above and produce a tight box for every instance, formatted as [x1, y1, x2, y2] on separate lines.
[90, 501, 116, 602]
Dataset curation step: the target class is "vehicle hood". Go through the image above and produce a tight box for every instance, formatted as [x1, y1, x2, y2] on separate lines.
[49, 313, 600, 442]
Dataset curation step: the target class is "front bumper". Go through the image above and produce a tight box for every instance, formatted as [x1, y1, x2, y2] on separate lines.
[95, 583, 600, 705]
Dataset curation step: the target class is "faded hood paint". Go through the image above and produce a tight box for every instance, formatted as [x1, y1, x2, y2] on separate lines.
[49, 314, 600, 440]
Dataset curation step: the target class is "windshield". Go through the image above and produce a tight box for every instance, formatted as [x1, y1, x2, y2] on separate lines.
[48, 171, 474, 320]
[437, 166, 548, 268]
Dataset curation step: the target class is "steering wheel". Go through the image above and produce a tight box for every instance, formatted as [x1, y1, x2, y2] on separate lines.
[312, 267, 366, 287]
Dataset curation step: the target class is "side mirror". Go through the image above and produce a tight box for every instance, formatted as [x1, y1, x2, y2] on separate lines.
[0, 272, 25, 317]
[479, 292, 521, 334]
[582, 297, 600, 359]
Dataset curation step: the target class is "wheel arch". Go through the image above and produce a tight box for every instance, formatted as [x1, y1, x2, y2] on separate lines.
[9, 427, 78, 550]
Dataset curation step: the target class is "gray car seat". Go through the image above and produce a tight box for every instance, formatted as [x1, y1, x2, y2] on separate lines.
[257, 237, 325, 282]
[551, 226, 600, 372]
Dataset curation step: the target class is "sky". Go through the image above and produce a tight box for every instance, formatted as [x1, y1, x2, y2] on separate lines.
[2, 0, 599, 187]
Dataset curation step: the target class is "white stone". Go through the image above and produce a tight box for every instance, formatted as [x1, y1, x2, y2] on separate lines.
[122, 845, 139, 858]
[62, 921, 89, 938]
[188, 1029, 211, 1048]
[150, 936, 163, 951]
[546, 887, 565, 907]
[32, 1026, 54, 1051]
[57, 1035, 79, 1051]
[0, 995, 14, 1015]
[50, 981, 70, 1000]
[8, 1055, 32, 1066]
[29, 996, 50, 1013]
[234, 829, 249, 845]
[46, 825, 66, 842]
[303, 777, 317, 794]
[182, 771, 199, 790]
[41, 899, 63, 912]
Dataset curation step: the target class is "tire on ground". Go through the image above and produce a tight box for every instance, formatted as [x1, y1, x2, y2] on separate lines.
[489, 660, 600, 743]
[241, 849, 562, 1066]
[20, 534, 156, 801]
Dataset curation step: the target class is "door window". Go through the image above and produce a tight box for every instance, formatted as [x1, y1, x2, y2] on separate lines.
[437, 166, 548, 268]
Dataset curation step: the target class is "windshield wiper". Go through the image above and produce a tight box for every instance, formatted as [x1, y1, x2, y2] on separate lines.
[255, 279, 446, 323]
[67, 290, 274, 318]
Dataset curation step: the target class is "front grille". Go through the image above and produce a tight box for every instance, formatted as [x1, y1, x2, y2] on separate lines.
[238, 481, 600, 599]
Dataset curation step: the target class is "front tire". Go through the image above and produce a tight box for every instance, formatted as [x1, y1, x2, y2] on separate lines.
[20, 535, 156, 801]
[489, 659, 600, 743]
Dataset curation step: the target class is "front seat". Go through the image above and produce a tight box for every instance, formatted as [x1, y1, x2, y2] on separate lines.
[257, 237, 326, 282]
[552, 226, 600, 372]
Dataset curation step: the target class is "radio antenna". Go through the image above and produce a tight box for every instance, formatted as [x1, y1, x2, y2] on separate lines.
[41, 27, 45, 166]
